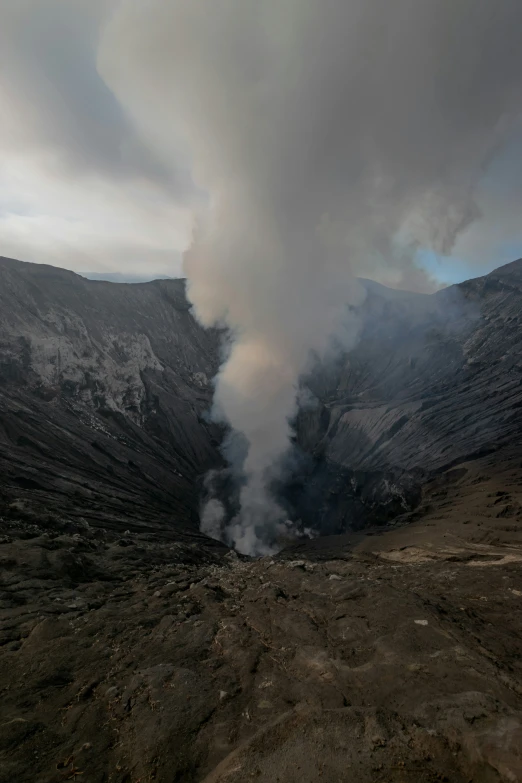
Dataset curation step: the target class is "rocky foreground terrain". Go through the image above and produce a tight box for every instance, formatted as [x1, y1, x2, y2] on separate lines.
[1, 447, 522, 782]
[1, 256, 522, 781]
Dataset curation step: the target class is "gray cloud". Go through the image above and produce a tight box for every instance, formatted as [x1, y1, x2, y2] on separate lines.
[452, 129, 522, 270]
[0, 0, 194, 192]
[0, 0, 194, 274]
[98, 0, 522, 553]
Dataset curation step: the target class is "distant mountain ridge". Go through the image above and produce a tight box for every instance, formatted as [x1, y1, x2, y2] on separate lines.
[81, 271, 176, 283]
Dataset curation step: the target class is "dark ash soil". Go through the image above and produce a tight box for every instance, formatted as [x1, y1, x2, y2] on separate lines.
[1, 446, 522, 783]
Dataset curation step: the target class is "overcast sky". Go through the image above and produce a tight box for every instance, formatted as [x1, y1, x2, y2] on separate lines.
[0, 1, 195, 278]
[1, 1, 522, 285]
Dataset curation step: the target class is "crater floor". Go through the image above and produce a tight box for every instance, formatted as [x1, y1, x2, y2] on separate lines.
[1, 446, 522, 783]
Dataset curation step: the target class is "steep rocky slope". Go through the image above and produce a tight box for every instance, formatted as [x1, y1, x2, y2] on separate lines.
[293, 259, 522, 532]
[3, 255, 522, 539]
[0, 256, 222, 540]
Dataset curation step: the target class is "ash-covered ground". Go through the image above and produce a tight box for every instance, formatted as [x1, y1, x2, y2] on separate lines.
[1, 446, 522, 782]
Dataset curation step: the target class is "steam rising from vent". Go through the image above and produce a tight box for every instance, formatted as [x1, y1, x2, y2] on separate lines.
[100, 0, 522, 554]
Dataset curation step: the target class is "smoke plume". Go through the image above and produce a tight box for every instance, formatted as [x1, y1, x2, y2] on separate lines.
[99, 0, 522, 554]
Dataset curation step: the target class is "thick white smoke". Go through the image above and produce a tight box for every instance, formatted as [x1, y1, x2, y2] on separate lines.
[99, 0, 522, 554]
